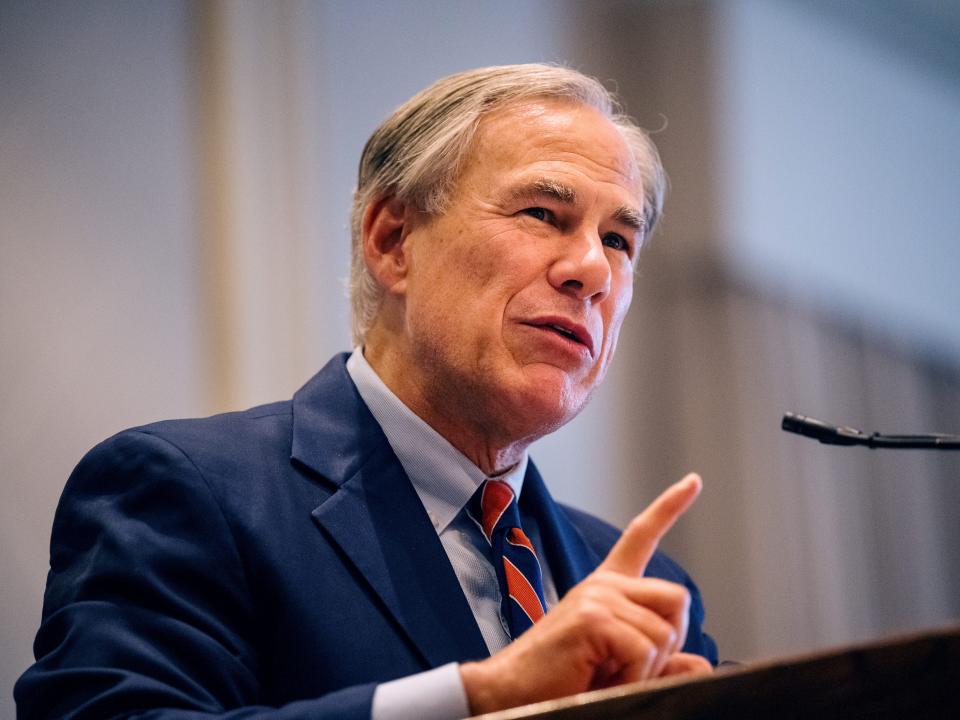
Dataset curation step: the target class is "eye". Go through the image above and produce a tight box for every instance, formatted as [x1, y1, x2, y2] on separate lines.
[521, 207, 554, 223]
[602, 232, 631, 254]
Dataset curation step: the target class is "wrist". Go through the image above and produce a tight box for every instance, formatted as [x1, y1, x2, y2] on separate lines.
[460, 659, 510, 715]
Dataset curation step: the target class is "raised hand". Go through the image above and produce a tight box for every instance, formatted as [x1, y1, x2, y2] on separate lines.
[460, 474, 712, 714]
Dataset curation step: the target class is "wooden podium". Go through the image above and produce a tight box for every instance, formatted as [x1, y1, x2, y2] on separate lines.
[473, 625, 960, 719]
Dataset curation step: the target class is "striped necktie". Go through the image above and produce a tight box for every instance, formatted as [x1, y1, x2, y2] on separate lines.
[468, 479, 548, 639]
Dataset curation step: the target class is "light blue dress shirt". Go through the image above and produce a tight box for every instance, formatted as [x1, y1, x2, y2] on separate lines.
[346, 349, 558, 720]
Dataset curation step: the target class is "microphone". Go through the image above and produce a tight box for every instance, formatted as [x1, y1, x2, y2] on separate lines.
[782, 412, 960, 450]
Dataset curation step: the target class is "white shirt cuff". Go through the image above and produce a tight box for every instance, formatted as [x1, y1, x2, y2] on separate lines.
[371, 662, 471, 720]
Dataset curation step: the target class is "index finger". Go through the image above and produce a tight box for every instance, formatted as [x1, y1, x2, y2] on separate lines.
[600, 473, 702, 576]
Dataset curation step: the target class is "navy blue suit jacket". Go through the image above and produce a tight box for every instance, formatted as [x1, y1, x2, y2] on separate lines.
[17, 354, 717, 719]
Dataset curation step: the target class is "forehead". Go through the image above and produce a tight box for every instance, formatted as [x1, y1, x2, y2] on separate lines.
[458, 98, 642, 200]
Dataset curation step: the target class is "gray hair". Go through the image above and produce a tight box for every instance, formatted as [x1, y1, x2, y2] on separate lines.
[349, 63, 665, 345]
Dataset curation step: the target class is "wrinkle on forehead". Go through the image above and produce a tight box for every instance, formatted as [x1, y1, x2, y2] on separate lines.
[468, 98, 641, 195]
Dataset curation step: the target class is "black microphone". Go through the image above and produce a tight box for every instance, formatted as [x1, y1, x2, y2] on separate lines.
[782, 412, 960, 450]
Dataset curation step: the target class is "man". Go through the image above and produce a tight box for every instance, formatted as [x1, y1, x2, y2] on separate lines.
[17, 64, 717, 719]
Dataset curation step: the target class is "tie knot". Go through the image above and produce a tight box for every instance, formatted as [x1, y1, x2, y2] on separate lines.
[472, 479, 520, 544]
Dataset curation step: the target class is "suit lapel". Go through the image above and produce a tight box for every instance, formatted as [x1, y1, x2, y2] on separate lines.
[291, 355, 489, 667]
[520, 462, 602, 597]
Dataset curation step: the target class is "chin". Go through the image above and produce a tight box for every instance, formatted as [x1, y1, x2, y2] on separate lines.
[508, 367, 590, 435]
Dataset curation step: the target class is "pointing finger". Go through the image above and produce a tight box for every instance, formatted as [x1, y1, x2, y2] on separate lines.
[600, 473, 702, 576]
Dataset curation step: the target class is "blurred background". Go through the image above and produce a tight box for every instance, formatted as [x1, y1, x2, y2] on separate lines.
[3, 0, 959, 715]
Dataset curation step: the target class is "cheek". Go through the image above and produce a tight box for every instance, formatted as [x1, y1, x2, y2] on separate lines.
[609, 267, 633, 310]
[600, 281, 634, 355]
[450, 236, 536, 309]
[611, 285, 633, 330]
[407, 253, 516, 343]
[457, 226, 532, 282]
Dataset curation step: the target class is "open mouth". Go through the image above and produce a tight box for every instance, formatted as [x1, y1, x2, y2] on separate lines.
[524, 319, 594, 356]
[544, 323, 583, 344]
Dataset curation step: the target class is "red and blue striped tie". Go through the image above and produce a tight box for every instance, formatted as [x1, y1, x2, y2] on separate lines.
[468, 480, 547, 639]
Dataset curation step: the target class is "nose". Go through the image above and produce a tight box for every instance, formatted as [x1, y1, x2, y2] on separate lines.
[546, 231, 612, 302]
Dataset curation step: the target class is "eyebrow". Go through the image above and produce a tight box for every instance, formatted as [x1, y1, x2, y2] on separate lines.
[506, 177, 646, 233]
[507, 178, 577, 205]
[612, 206, 646, 234]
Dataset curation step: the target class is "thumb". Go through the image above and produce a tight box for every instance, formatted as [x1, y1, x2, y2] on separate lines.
[600, 473, 702, 576]
[660, 652, 714, 678]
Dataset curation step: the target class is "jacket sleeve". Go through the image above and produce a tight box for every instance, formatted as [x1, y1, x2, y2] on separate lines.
[14, 430, 376, 720]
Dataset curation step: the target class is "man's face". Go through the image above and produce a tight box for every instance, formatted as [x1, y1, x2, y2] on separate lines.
[392, 99, 642, 443]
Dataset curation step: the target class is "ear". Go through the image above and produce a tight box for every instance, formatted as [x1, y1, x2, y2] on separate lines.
[362, 194, 412, 295]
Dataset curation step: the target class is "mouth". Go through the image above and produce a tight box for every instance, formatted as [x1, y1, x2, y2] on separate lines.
[523, 317, 595, 357]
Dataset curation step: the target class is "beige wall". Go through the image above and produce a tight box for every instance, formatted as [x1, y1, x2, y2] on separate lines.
[536, 0, 960, 662]
[1, 4, 203, 715]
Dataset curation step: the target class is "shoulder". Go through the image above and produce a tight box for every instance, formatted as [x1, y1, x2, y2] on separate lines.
[56, 399, 305, 559]
[58, 399, 296, 521]
[77, 351, 358, 495]
[46, 398, 309, 626]
[132, 400, 293, 459]
[75, 401, 293, 486]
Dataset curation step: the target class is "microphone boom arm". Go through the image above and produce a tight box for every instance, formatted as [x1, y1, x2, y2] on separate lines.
[782, 412, 960, 450]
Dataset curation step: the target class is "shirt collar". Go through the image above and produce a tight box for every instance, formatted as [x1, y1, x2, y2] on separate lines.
[346, 347, 527, 533]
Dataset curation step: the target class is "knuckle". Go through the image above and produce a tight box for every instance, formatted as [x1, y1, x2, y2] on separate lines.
[574, 600, 608, 627]
[626, 516, 651, 537]
[644, 617, 674, 651]
[579, 584, 602, 602]
[667, 584, 691, 609]
[589, 569, 617, 586]
[580, 581, 615, 606]
[638, 638, 657, 665]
